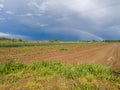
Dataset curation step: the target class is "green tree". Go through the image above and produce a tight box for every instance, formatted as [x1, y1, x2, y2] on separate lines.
[92, 40, 96, 42]
[18, 38, 22, 42]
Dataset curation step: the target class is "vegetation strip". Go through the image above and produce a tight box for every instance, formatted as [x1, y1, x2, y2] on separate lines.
[0, 61, 120, 90]
[0, 42, 74, 47]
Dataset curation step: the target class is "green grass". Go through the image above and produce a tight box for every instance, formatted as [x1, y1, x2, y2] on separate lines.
[0, 42, 60, 47]
[0, 42, 106, 47]
[0, 42, 82, 47]
[0, 61, 120, 90]
[59, 48, 68, 51]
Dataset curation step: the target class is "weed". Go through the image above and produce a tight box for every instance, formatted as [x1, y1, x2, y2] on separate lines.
[59, 48, 68, 51]
[0, 61, 120, 89]
[0, 61, 26, 75]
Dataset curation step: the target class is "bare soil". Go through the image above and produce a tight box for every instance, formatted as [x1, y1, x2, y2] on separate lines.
[0, 43, 120, 69]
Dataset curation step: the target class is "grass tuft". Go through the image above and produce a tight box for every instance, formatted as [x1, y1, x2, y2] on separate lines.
[0, 61, 26, 75]
[0, 61, 119, 89]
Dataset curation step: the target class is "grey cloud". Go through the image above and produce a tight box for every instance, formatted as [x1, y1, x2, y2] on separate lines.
[0, 0, 120, 40]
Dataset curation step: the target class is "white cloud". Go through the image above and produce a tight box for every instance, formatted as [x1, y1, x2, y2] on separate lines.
[0, 3, 4, 10]
[2, 0, 120, 22]
[0, 4, 3, 8]
[25, 0, 114, 25]
[28, 0, 56, 12]
[37, 23, 48, 27]
[0, 32, 28, 39]
[108, 25, 120, 30]
[0, 32, 9, 37]
[3, 0, 111, 23]
[5, 11, 14, 15]
[25, 13, 33, 16]
[18, 13, 33, 17]
[16, 13, 42, 17]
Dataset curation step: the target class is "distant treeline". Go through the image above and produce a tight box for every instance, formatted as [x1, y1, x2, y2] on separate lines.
[103, 40, 120, 42]
[78, 40, 120, 42]
[0, 37, 11, 40]
[0, 37, 120, 42]
[0, 37, 23, 42]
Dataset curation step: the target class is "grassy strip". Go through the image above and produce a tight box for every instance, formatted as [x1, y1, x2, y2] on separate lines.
[0, 42, 106, 47]
[0, 42, 83, 47]
[0, 61, 120, 90]
[0, 42, 64, 47]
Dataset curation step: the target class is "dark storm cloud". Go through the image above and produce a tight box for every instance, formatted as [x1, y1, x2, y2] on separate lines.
[0, 0, 120, 40]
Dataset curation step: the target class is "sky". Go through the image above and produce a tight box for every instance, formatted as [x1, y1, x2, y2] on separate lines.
[0, 0, 120, 40]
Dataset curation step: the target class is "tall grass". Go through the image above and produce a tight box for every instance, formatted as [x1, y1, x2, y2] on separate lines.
[0, 61, 26, 74]
[0, 61, 119, 89]
[0, 61, 114, 78]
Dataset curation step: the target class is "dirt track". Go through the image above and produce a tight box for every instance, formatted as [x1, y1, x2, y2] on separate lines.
[41, 43, 120, 69]
[0, 43, 120, 69]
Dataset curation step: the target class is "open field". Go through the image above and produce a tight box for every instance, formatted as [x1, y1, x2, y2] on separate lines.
[0, 42, 120, 69]
[0, 42, 120, 89]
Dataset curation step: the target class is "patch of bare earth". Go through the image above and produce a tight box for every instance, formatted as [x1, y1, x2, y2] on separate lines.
[0, 43, 120, 69]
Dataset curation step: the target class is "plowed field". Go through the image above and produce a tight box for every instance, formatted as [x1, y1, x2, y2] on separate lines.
[0, 43, 120, 69]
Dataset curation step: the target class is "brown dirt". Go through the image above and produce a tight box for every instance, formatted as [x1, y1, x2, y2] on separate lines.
[0, 43, 120, 69]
